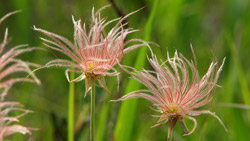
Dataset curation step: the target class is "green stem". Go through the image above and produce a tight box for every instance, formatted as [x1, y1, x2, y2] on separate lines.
[168, 135, 172, 141]
[168, 128, 172, 141]
[90, 85, 95, 141]
[68, 72, 75, 141]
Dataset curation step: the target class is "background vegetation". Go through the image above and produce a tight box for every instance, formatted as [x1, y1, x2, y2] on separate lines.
[1, 0, 250, 140]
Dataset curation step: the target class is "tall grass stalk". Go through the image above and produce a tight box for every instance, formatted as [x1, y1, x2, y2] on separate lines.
[68, 72, 75, 141]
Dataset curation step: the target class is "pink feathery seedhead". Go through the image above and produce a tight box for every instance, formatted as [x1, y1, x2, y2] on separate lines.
[116, 51, 228, 139]
[0, 11, 41, 100]
[0, 101, 32, 140]
[34, 5, 147, 96]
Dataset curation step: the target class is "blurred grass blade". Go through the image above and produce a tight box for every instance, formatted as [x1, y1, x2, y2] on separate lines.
[114, 0, 159, 140]
[226, 32, 250, 120]
[12, 0, 31, 44]
[96, 100, 109, 141]
[96, 72, 117, 141]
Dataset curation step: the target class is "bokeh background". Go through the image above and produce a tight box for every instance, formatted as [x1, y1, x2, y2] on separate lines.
[1, 0, 250, 140]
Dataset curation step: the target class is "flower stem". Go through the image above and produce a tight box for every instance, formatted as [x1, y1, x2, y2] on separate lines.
[90, 85, 95, 141]
[68, 72, 75, 141]
[168, 129, 172, 141]
[168, 136, 172, 141]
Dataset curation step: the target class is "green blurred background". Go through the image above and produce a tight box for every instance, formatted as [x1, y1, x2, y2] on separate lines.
[1, 0, 250, 140]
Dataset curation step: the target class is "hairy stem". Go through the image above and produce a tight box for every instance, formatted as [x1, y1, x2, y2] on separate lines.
[90, 85, 95, 141]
